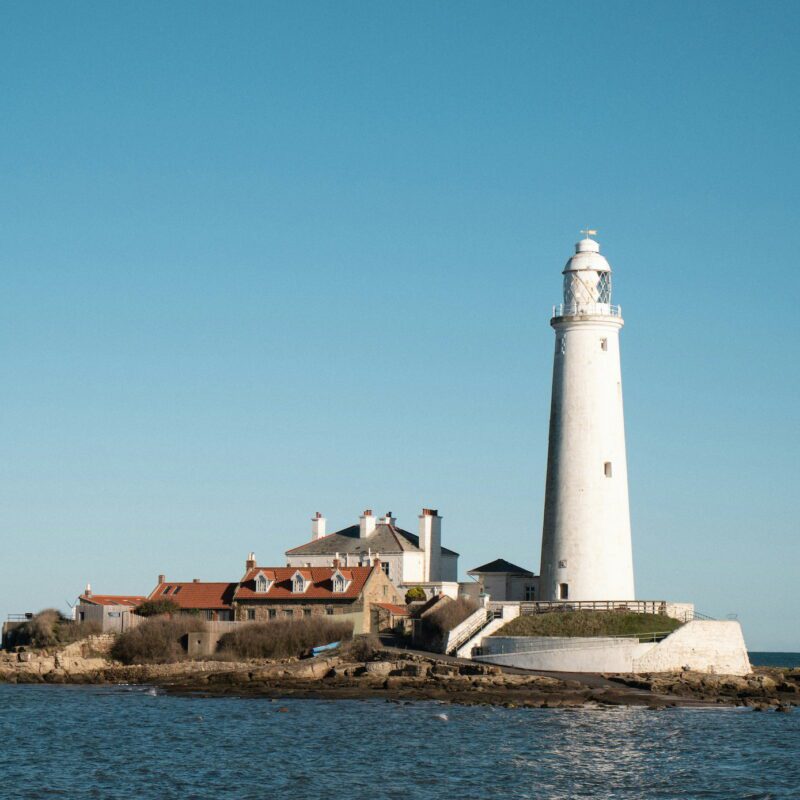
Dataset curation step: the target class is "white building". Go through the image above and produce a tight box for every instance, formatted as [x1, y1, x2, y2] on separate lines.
[285, 509, 459, 591]
[539, 234, 635, 602]
[467, 558, 538, 602]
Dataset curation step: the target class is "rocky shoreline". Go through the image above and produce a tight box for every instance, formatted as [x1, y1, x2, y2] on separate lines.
[2, 638, 798, 710]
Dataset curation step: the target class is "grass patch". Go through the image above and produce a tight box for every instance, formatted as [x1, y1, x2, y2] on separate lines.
[495, 611, 682, 640]
[217, 618, 353, 660]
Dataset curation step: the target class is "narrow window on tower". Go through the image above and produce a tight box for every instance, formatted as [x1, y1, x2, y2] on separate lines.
[558, 583, 569, 600]
[604, 461, 613, 478]
[600, 338, 608, 351]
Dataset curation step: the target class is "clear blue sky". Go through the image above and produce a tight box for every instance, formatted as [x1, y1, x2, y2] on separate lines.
[1, 2, 797, 650]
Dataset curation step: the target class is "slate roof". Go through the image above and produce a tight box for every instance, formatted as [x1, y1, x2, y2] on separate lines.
[234, 566, 374, 602]
[147, 581, 237, 610]
[285, 523, 459, 557]
[467, 558, 535, 576]
[79, 594, 146, 607]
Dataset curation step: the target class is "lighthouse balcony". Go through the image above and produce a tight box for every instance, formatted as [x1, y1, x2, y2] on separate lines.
[552, 302, 622, 318]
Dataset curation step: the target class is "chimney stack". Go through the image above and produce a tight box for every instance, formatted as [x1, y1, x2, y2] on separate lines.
[418, 508, 442, 582]
[192, 578, 200, 583]
[311, 512, 327, 541]
[158, 574, 165, 585]
[246, 552, 256, 571]
[359, 509, 376, 539]
[378, 511, 396, 526]
[84, 583, 92, 598]
[332, 557, 341, 569]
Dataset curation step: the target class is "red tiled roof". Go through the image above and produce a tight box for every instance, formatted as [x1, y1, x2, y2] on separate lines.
[147, 582, 237, 610]
[80, 594, 146, 607]
[374, 602, 409, 616]
[234, 566, 374, 601]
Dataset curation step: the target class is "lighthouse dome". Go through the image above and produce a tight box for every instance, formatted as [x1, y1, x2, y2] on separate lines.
[564, 237, 611, 273]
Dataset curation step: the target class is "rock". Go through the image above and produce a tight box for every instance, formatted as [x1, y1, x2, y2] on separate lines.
[364, 661, 393, 677]
[775, 704, 792, 713]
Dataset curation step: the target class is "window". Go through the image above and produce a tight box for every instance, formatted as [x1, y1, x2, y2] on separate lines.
[604, 461, 613, 478]
[247, 608, 255, 621]
[558, 559, 567, 568]
[173, 586, 182, 595]
[332, 574, 346, 593]
[268, 609, 277, 619]
[292, 573, 306, 594]
[600, 338, 608, 351]
[256, 575, 269, 593]
[558, 583, 569, 600]
[162, 586, 172, 595]
[381, 562, 390, 577]
[108, 611, 121, 618]
[383, 585, 388, 597]
[204, 610, 214, 620]
[303, 609, 311, 618]
[524, 585, 535, 601]
[325, 608, 334, 616]
[283, 609, 294, 618]
[79, 611, 85, 621]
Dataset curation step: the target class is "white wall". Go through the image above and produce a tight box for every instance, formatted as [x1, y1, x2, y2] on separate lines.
[633, 621, 751, 676]
[473, 621, 751, 676]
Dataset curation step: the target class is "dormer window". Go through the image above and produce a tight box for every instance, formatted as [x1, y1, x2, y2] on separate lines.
[331, 569, 350, 593]
[291, 571, 308, 594]
[254, 572, 272, 593]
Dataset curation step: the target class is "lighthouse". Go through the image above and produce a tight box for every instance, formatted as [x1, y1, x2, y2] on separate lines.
[539, 232, 635, 602]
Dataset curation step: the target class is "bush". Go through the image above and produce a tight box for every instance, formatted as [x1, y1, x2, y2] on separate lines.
[14, 609, 102, 649]
[217, 617, 354, 660]
[404, 586, 426, 603]
[343, 633, 381, 662]
[418, 597, 479, 650]
[111, 615, 207, 664]
[135, 598, 181, 617]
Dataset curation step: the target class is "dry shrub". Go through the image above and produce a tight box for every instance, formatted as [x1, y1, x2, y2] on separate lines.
[342, 633, 381, 662]
[217, 617, 353, 660]
[419, 597, 479, 650]
[111, 615, 207, 664]
[14, 609, 102, 649]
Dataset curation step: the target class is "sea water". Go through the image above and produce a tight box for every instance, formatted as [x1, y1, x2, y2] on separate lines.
[1, 685, 799, 799]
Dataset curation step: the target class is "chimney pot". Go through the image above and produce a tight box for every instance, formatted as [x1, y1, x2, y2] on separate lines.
[192, 578, 200, 583]
[158, 574, 165, 585]
[246, 552, 256, 571]
[85, 583, 92, 598]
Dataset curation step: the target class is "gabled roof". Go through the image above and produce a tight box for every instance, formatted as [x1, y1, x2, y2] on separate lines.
[79, 594, 146, 608]
[147, 581, 237, 610]
[467, 558, 535, 576]
[285, 523, 459, 557]
[235, 566, 373, 602]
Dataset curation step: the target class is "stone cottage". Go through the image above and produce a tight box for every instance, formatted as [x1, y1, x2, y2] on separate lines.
[232, 556, 403, 634]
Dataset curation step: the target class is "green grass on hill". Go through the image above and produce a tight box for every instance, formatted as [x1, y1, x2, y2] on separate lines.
[494, 611, 682, 640]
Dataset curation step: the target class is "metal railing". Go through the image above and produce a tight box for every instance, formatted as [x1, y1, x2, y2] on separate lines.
[512, 600, 669, 616]
[552, 303, 621, 318]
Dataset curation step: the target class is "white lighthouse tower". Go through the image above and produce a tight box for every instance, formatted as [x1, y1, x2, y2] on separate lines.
[539, 232, 635, 602]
